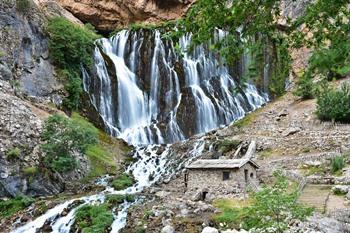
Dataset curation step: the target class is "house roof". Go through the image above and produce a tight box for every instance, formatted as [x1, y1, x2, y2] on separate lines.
[186, 159, 259, 169]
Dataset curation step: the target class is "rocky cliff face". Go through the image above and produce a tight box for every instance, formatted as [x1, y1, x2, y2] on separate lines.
[56, 0, 194, 32]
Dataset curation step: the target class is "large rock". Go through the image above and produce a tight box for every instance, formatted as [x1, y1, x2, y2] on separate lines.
[161, 225, 175, 233]
[202, 227, 219, 233]
[56, 0, 194, 32]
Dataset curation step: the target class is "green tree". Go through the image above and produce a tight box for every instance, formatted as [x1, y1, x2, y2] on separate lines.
[242, 171, 313, 233]
[47, 17, 99, 110]
[316, 83, 350, 122]
[41, 114, 99, 172]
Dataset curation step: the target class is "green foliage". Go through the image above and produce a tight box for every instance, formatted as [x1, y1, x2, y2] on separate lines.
[214, 172, 313, 232]
[111, 173, 134, 191]
[331, 156, 345, 174]
[0, 195, 34, 218]
[242, 172, 313, 232]
[316, 83, 350, 122]
[294, 74, 315, 99]
[75, 204, 113, 233]
[292, 0, 350, 79]
[47, 17, 99, 110]
[41, 114, 98, 173]
[216, 139, 241, 153]
[16, 0, 31, 13]
[22, 166, 39, 176]
[106, 194, 135, 205]
[6, 147, 21, 160]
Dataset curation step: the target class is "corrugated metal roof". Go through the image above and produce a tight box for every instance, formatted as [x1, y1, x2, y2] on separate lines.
[186, 159, 259, 169]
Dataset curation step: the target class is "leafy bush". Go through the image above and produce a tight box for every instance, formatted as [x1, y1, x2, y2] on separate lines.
[47, 17, 99, 110]
[0, 195, 34, 218]
[16, 0, 31, 12]
[111, 173, 134, 190]
[75, 204, 113, 233]
[6, 147, 21, 160]
[41, 114, 98, 173]
[213, 171, 313, 232]
[294, 74, 315, 99]
[331, 156, 345, 174]
[316, 84, 350, 122]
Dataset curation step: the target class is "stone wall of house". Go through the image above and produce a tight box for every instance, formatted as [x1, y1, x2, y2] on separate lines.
[186, 163, 257, 193]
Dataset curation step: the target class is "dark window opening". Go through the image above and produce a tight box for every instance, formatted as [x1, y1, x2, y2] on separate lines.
[223, 171, 230, 180]
[250, 172, 254, 178]
[201, 191, 208, 201]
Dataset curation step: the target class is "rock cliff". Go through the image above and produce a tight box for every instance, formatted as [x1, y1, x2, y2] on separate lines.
[56, 0, 194, 32]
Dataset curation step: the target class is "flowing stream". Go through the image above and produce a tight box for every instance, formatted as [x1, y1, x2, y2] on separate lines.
[12, 29, 269, 233]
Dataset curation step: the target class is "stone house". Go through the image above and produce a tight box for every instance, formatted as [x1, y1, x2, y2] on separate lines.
[185, 159, 259, 197]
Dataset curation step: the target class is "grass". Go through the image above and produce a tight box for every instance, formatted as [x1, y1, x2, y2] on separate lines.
[6, 147, 21, 160]
[71, 113, 131, 182]
[0, 196, 34, 218]
[75, 204, 113, 233]
[300, 164, 327, 176]
[22, 166, 39, 176]
[111, 173, 134, 190]
[212, 198, 251, 228]
[232, 108, 262, 129]
[217, 139, 241, 154]
[106, 194, 135, 205]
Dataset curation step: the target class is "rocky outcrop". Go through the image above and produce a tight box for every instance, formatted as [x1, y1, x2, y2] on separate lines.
[56, 0, 194, 32]
[0, 80, 64, 197]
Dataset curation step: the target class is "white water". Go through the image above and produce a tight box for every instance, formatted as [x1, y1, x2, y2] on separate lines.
[13, 29, 269, 233]
[84, 29, 268, 145]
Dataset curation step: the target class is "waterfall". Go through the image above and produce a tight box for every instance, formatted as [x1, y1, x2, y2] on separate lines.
[84, 29, 268, 145]
[12, 29, 269, 233]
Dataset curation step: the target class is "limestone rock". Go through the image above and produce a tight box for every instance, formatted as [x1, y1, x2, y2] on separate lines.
[282, 127, 301, 137]
[56, 0, 194, 32]
[161, 225, 175, 233]
[202, 227, 219, 233]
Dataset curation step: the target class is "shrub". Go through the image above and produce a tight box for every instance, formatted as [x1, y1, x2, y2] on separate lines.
[16, 0, 31, 13]
[111, 173, 134, 191]
[6, 147, 21, 160]
[331, 156, 345, 174]
[41, 114, 99, 173]
[213, 171, 313, 232]
[294, 74, 315, 99]
[316, 84, 350, 122]
[75, 204, 113, 233]
[47, 17, 99, 110]
[0, 195, 34, 218]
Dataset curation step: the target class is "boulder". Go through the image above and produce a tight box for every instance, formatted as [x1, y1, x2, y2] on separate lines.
[202, 227, 219, 233]
[332, 185, 349, 195]
[0, 63, 12, 81]
[161, 225, 175, 233]
[282, 127, 301, 137]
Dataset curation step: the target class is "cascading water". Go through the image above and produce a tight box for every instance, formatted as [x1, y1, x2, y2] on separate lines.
[13, 29, 269, 233]
[84, 29, 268, 145]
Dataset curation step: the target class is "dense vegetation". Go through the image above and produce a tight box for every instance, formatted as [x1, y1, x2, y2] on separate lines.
[0, 195, 34, 218]
[47, 17, 99, 110]
[111, 173, 135, 190]
[213, 172, 313, 232]
[316, 83, 350, 122]
[41, 113, 98, 172]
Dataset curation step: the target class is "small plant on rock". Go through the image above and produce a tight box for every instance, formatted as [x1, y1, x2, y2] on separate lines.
[6, 147, 21, 160]
[331, 156, 345, 175]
